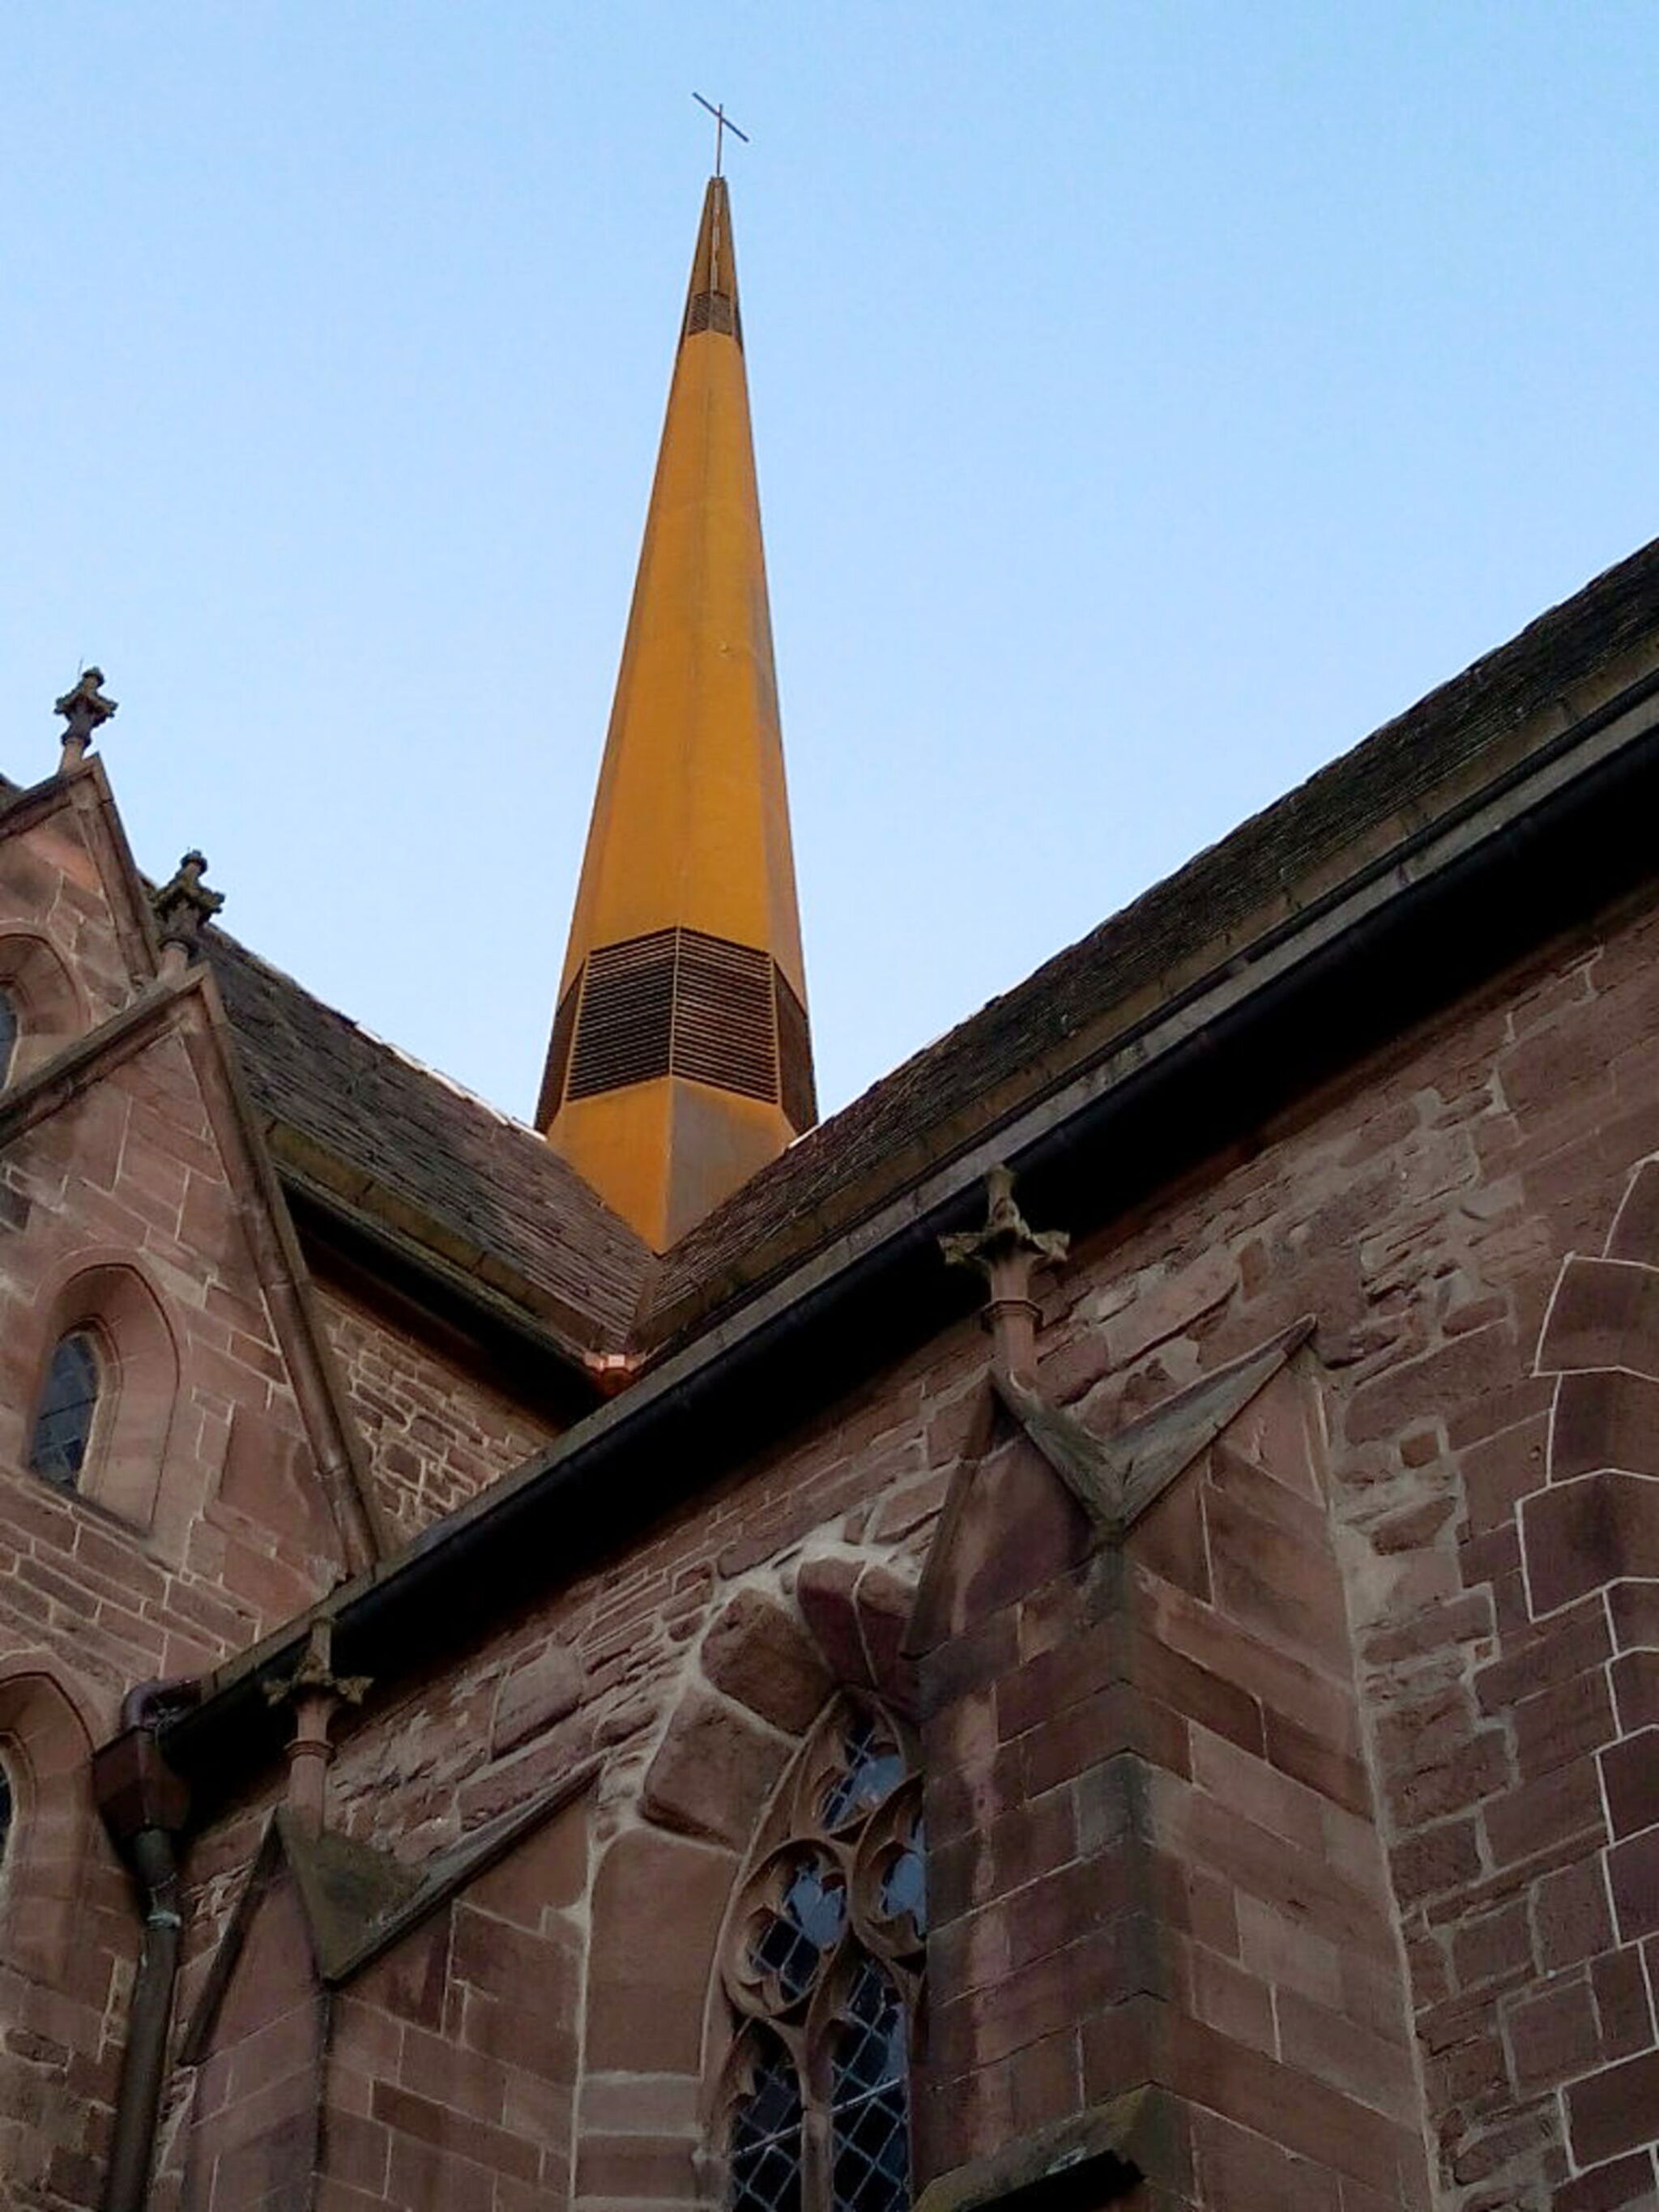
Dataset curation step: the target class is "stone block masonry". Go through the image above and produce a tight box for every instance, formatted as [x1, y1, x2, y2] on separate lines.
[11, 760, 1659, 2205]
[319, 1286, 556, 1544]
[160, 878, 1659, 2212]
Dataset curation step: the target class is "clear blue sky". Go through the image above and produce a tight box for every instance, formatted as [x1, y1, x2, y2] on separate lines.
[5, 4, 1658, 1122]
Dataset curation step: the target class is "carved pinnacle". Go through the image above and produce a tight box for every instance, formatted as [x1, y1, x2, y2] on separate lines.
[153, 851, 225, 965]
[940, 1165, 1069, 1278]
[54, 667, 117, 771]
[941, 1166, 1069, 1383]
[261, 1619, 372, 1711]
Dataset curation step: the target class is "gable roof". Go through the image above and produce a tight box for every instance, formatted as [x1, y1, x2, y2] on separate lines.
[156, 530, 1659, 1792]
[639, 531, 1659, 1344]
[16, 535, 1659, 1383]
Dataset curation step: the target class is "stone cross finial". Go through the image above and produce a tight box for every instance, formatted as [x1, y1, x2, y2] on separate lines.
[941, 1166, 1070, 1383]
[262, 1620, 371, 1839]
[53, 667, 117, 773]
[153, 851, 225, 974]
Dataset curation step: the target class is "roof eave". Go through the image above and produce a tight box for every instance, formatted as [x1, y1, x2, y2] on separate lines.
[155, 651, 1659, 1799]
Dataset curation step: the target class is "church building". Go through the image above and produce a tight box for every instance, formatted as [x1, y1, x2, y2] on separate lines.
[3, 171, 1659, 2212]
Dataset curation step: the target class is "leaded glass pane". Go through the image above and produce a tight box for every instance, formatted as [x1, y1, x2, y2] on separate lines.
[0, 1759, 11, 1873]
[821, 1712, 904, 1829]
[830, 1959, 909, 2212]
[752, 1851, 846, 2002]
[730, 2036, 804, 2212]
[0, 989, 16, 1087]
[29, 1330, 102, 1488]
[879, 1814, 926, 1937]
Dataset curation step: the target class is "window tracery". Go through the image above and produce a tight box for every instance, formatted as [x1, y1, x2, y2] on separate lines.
[28, 1328, 104, 1489]
[721, 1699, 924, 2212]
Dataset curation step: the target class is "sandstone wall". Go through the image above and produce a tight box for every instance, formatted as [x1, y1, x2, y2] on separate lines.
[6, 771, 1659, 2210]
[317, 1286, 557, 1545]
[259, 880, 1659, 2212]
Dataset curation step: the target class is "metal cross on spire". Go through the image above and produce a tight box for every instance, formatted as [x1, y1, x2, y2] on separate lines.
[693, 93, 749, 177]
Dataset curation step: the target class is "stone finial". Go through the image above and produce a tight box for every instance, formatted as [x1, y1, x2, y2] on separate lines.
[53, 667, 117, 772]
[262, 1621, 371, 1839]
[153, 851, 225, 974]
[941, 1166, 1070, 1383]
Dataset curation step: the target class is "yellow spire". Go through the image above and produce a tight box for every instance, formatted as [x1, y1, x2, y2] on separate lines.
[539, 176, 817, 1251]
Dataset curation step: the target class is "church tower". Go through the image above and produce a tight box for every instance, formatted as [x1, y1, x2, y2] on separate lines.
[539, 175, 817, 1251]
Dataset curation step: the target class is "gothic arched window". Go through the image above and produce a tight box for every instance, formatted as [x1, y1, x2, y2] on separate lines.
[720, 1701, 924, 2212]
[0, 986, 16, 1086]
[28, 1328, 104, 1490]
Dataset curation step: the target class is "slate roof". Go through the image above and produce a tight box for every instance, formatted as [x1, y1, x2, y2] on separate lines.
[204, 931, 653, 1356]
[16, 537, 1659, 1376]
[639, 531, 1659, 1340]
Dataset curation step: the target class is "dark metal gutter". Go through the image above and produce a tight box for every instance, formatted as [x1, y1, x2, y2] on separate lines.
[158, 669, 1659, 1799]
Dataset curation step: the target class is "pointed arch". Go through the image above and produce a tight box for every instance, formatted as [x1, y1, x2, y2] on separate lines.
[707, 1694, 924, 2212]
[19, 1254, 181, 1528]
[576, 1557, 921, 2212]
[0, 927, 91, 1081]
[0, 1663, 111, 1988]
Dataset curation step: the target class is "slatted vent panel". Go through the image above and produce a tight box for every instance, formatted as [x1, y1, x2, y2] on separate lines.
[566, 931, 676, 1100]
[685, 291, 742, 344]
[554, 927, 814, 1115]
[775, 974, 817, 1132]
[674, 935, 776, 1100]
[540, 978, 582, 1122]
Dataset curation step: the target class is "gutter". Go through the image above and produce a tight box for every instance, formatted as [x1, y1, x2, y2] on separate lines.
[157, 667, 1659, 1793]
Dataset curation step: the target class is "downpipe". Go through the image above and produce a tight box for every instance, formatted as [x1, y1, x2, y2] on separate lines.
[101, 1826, 182, 2212]
[93, 1680, 198, 2212]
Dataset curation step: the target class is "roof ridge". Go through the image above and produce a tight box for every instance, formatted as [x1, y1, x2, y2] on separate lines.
[640, 527, 1659, 1336]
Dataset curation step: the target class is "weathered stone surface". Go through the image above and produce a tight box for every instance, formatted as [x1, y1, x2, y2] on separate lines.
[491, 1641, 585, 1758]
[698, 1587, 832, 1733]
[17, 601, 1659, 2210]
[1105, 1250, 1239, 1370]
[638, 1684, 790, 1848]
[1522, 1473, 1659, 1614]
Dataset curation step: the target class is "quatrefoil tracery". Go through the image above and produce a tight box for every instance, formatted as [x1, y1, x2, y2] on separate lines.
[719, 1697, 924, 2212]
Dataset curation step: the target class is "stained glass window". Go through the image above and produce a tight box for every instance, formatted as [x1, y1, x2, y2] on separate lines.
[0, 1758, 11, 1876]
[29, 1329, 102, 1488]
[723, 1700, 923, 2212]
[0, 988, 15, 1087]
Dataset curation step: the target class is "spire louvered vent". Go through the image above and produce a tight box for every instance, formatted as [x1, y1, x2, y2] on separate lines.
[544, 927, 816, 1131]
[685, 290, 742, 343]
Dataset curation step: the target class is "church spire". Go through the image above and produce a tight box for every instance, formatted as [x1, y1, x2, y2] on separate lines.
[539, 175, 817, 1251]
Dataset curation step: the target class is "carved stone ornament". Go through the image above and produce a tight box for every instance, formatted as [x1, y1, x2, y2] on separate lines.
[941, 1166, 1069, 1384]
[262, 1621, 372, 1839]
[53, 667, 117, 769]
[994, 1315, 1316, 1544]
[153, 850, 225, 965]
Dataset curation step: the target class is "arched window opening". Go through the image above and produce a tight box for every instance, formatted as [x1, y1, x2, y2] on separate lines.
[28, 1329, 104, 1489]
[830, 1961, 909, 2212]
[719, 1699, 924, 2212]
[0, 1751, 12, 1878]
[0, 931, 87, 1084]
[730, 2031, 804, 2212]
